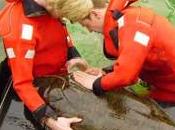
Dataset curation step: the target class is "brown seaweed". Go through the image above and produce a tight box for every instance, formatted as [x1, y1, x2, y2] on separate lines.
[34, 76, 175, 130]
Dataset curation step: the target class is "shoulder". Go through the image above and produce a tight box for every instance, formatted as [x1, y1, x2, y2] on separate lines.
[1, 2, 37, 42]
[122, 7, 155, 27]
[0, 3, 14, 36]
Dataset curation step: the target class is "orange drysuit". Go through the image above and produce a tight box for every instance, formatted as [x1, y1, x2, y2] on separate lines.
[0, 1, 80, 121]
[6, 0, 20, 2]
[93, 0, 175, 103]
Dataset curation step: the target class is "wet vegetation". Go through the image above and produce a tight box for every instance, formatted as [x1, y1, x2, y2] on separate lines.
[34, 76, 175, 130]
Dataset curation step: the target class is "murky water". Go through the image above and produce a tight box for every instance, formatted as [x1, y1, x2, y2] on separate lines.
[0, 100, 35, 130]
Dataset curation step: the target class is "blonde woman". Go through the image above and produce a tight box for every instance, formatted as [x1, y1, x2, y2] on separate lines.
[0, 0, 94, 130]
[34, 0, 93, 22]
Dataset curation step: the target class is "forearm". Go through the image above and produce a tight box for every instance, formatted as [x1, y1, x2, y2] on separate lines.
[102, 65, 114, 73]
[92, 75, 132, 96]
[92, 65, 139, 96]
[13, 81, 45, 112]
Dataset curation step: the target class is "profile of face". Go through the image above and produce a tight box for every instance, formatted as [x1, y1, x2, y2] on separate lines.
[79, 9, 105, 33]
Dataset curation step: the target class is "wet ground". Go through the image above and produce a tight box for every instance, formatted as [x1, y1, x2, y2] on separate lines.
[0, 100, 35, 130]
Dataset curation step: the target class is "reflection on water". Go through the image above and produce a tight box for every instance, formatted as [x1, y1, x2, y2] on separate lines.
[5, 115, 34, 130]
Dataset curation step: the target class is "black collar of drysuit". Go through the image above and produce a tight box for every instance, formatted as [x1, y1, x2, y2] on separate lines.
[22, 0, 47, 17]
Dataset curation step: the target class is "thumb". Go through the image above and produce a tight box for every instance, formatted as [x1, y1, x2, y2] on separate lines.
[68, 117, 82, 123]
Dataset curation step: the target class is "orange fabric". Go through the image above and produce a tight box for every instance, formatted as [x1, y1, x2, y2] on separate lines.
[101, 0, 175, 103]
[103, 6, 118, 58]
[108, 0, 138, 11]
[6, 0, 20, 2]
[63, 26, 74, 47]
[0, 2, 71, 111]
[0, 4, 12, 36]
[103, 0, 138, 58]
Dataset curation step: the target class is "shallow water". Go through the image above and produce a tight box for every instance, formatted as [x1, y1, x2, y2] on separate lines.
[0, 100, 35, 130]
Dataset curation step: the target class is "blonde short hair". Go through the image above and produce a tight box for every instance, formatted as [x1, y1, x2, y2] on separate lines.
[45, 0, 94, 22]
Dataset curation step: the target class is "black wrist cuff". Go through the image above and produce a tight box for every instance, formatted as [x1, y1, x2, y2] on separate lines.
[67, 47, 81, 60]
[32, 104, 57, 123]
[102, 65, 113, 73]
[93, 77, 106, 96]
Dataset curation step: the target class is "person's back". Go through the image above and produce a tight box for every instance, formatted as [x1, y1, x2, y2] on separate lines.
[115, 6, 175, 103]
[60, 0, 175, 122]
[71, 0, 175, 104]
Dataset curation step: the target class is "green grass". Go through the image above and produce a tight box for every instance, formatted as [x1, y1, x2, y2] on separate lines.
[0, 0, 5, 9]
[0, 38, 5, 61]
[136, 0, 175, 24]
[67, 23, 112, 68]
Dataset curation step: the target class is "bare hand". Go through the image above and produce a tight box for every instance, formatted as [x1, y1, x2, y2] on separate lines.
[67, 58, 89, 73]
[46, 117, 82, 130]
[73, 71, 100, 90]
[85, 67, 104, 76]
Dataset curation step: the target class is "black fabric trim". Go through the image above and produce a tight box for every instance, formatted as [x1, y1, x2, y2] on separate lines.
[109, 27, 119, 49]
[110, 9, 123, 50]
[67, 47, 81, 60]
[103, 10, 123, 60]
[0, 58, 11, 94]
[93, 77, 105, 96]
[156, 101, 175, 108]
[24, 106, 45, 130]
[102, 65, 114, 73]
[22, 0, 47, 17]
[112, 9, 123, 20]
[32, 104, 58, 123]
[103, 40, 116, 60]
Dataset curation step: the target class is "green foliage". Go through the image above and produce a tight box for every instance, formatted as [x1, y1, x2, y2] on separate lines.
[0, 0, 5, 9]
[0, 38, 6, 61]
[67, 23, 112, 68]
[137, 0, 175, 24]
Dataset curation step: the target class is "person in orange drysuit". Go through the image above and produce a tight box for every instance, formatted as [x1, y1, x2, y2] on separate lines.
[73, 0, 175, 120]
[0, 0, 90, 129]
